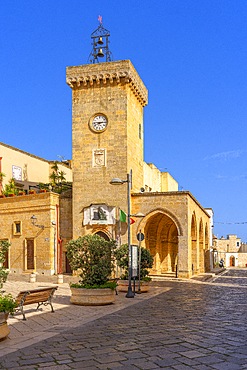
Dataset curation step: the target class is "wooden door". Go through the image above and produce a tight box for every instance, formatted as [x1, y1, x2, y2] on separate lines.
[26, 239, 35, 270]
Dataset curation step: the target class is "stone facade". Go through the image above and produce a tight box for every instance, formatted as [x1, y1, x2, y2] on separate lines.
[0, 142, 72, 192]
[213, 234, 247, 268]
[67, 60, 211, 278]
[0, 192, 60, 276]
[0, 58, 212, 279]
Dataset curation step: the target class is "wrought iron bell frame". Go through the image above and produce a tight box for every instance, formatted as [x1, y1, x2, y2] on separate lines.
[88, 21, 113, 63]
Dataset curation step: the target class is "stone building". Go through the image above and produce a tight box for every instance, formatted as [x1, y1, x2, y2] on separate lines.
[0, 143, 72, 276]
[0, 29, 212, 279]
[213, 234, 247, 268]
[66, 59, 211, 278]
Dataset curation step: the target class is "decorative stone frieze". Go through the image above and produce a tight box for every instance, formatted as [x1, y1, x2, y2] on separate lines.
[66, 60, 148, 107]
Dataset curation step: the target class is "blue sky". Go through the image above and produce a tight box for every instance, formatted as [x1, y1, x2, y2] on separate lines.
[1, 1, 247, 241]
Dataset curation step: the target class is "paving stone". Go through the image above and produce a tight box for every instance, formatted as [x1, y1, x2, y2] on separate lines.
[2, 270, 247, 369]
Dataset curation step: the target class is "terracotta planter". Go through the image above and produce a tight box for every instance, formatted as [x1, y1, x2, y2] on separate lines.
[117, 279, 150, 293]
[0, 313, 10, 341]
[29, 190, 36, 194]
[70, 287, 115, 306]
[8, 193, 15, 197]
[39, 189, 47, 193]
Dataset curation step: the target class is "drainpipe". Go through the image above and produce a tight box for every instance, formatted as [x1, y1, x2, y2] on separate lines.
[56, 204, 63, 274]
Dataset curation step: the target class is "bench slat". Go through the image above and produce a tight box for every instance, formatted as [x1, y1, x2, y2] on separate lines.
[14, 286, 58, 320]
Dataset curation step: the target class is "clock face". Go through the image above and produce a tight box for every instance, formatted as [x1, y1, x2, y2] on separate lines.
[90, 114, 108, 132]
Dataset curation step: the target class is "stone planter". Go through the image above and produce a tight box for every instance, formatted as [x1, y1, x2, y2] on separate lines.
[70, 287, 115, 306]
[0, 313, 10, 341]
[117, 279, 150, 293]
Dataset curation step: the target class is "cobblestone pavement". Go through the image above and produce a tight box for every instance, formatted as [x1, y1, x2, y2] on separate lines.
[1, 269, 247, 369]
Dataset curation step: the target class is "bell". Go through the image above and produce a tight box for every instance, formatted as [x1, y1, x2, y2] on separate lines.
[97, 37, 104, 45]
[97, 48, 104, 57]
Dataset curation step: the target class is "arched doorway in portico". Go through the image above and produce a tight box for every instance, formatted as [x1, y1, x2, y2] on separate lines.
[144, 211, 180, 276]
[95, 231, 110, 241]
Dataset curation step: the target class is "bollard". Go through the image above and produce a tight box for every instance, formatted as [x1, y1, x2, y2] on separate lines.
[57, 274, 63, 284]
[30, 273, 36, 283]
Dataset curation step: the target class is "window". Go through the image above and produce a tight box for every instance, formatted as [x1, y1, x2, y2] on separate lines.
[13, 221, 22, 235]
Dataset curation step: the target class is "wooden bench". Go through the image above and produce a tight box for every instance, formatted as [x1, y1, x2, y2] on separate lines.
[14, 286, 58, 320]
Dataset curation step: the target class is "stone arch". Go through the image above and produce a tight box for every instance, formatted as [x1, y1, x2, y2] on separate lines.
[230, 255, 235, 267]
[199, 219, 204, 272]
[141, 208, 183, 236]
[94, 231, 110, 241]
[191, 212, 197, 275]
[204, 224, 210, 272]
[142, 209, 180, 276]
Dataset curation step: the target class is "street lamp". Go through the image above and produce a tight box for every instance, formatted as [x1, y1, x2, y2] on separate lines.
[110, 170, 134, 298]
[30, 215, 44, 230]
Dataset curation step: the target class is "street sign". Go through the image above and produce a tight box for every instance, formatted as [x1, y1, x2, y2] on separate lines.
[137, 232, 144, 241]
[131, 245, 138, 277]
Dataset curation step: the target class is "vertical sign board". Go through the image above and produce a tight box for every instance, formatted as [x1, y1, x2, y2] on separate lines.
[131, 245, 138, 278]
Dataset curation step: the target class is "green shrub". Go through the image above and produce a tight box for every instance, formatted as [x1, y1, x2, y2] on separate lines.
[114, 244, 154, 280]
[0, 293, 17, 314]
[66, 234, 117, 288]
[0, 240, 10, 289]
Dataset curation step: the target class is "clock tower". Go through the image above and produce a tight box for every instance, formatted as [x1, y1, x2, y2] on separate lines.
[66, 18, 148, 240]
[66, 60, 148, 239]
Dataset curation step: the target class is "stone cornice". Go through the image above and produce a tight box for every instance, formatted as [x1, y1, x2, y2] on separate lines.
[132, 191, 210, 217]
[66, 60, 148, 107]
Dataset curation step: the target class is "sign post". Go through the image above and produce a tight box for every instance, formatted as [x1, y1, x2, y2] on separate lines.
[136, 231, 145, 293]
[131, 245, 138, 294]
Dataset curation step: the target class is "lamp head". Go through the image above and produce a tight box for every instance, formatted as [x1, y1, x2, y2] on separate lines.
[30, 215, 37, 225]
[110, 178, 125, 185]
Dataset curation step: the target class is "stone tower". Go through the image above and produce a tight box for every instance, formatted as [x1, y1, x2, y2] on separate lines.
[66, 60, 148, 239]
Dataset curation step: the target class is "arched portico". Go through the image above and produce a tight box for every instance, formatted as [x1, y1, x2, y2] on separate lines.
[199, 219, 204, 273]
[191, 213, 198, 275]
[143, 210, 180, 276]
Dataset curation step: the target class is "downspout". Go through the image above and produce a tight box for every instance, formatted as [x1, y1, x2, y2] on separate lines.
[56, 204, 62, 274]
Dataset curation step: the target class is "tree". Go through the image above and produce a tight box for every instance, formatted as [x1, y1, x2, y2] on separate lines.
[0, 240, 10, 289]
[66, 234, 117, 288]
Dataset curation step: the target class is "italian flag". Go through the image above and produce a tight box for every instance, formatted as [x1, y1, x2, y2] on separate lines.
[119, 209, 135, 224]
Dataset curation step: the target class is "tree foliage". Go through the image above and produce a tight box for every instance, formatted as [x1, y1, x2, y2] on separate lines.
[66, 234, 117, 287]
[2, 178, 18, 196]
[114, 244, 154, 280]
[0, 240, 10, 289]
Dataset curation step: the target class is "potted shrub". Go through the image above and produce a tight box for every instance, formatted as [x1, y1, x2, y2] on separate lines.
[66, 234, 117, 305]
[0, 240, 16, 340]
[114, 244, 154, 293]
[18, 190, 25, 196]
[0, 293, 17, 340]
[2, 178, 18, 197]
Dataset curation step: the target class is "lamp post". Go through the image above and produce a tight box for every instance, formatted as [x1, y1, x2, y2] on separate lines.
[110, 170, 135, 298]
[30, 215, 44, 230]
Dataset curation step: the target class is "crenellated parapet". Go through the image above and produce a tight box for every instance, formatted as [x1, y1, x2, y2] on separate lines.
[66, 60, 148, 106]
